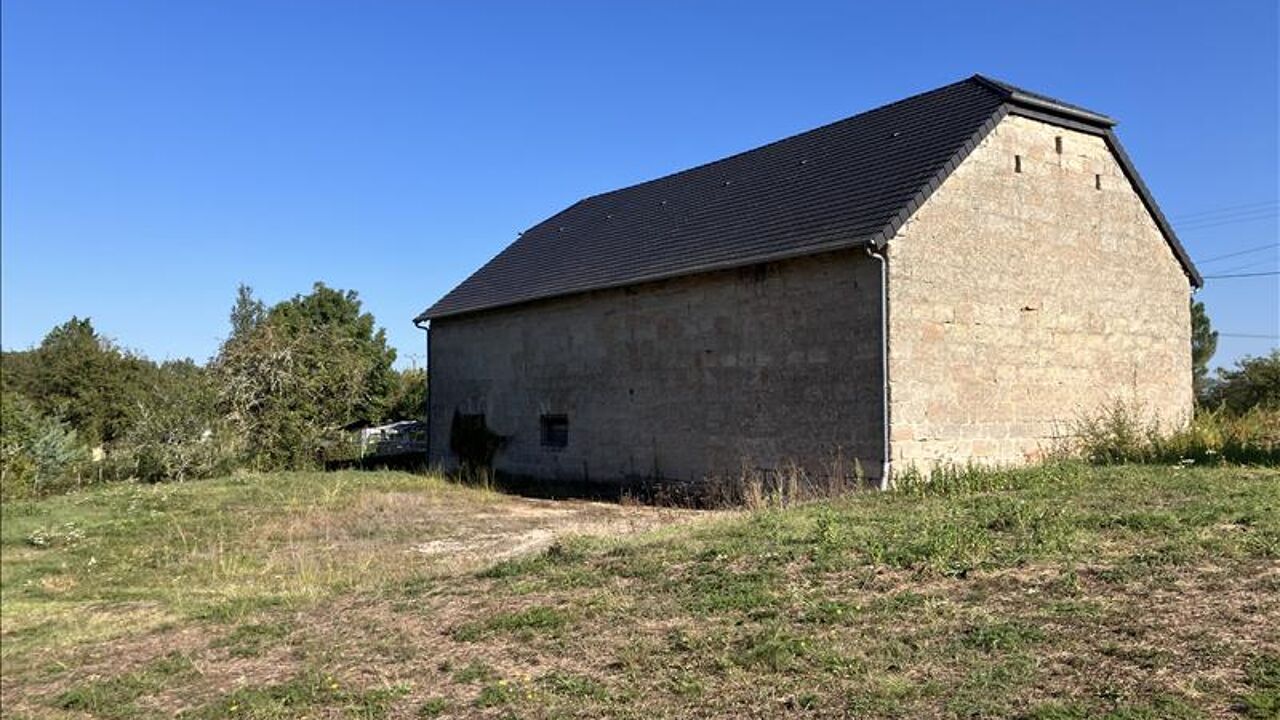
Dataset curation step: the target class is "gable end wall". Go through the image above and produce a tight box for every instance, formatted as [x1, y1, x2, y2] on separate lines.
[886, 114, 1193, 469]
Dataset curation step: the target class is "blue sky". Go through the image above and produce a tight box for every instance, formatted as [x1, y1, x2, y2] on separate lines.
[3, 1, 1277, 371]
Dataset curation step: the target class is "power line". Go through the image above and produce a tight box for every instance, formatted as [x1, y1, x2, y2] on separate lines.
[1194, 242, 1278, 265]
[1173, 200, 1278, 222]
[1211, 261, 1279, 275]
[1202, 271, 1280, 279]
[1218, 333, 1280, 339]
[1173, 204, 1277, 224]
[1176, 202, 1277, 219]
[1176, 211, 1278, 233]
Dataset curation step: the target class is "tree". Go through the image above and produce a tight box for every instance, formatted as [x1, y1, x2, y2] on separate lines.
[213, 283, 399, 469]
[229, 284, 266, 341]
[1203, 350, 1280, 414]
[12, 318, 150, 444]
[1190, 299, 1218, 404]
[387, 368, 428, 421]
[265, 283, 397, 423]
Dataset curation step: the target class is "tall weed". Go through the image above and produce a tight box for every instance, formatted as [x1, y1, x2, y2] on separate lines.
[1073, 402, 1279, 467]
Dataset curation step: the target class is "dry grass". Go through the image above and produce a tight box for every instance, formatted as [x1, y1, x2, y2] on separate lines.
[1, 464, 1277, 718]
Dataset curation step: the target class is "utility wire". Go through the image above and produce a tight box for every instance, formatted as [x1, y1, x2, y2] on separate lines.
[1176, 211, 1278, 233]
[1211, 261, 1279, 275]
[1178, 211, 1278, 228]
[1173, 205, 1277, 224]
[1202, 271, 1280, 279]
[1194, 243, 1278, 265]
[1175, 199, 1276, 214]
[1172, 200, 1278, 222]
[1218, 333, 1280, 339]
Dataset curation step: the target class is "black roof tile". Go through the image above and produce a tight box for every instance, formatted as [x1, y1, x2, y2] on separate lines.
[420, 75, 1199, 321]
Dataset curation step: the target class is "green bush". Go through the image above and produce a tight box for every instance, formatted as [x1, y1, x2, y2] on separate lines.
[104, 362, 236, 483]
[1202, 350, 1280, 414]
[0, 391, 90, 500]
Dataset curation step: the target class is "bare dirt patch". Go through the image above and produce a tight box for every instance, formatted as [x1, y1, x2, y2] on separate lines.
[409, 496, 702, 566]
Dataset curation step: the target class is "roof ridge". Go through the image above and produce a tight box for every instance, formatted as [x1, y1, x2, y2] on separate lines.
[970, 73, 1116, 127]
[580, 76, 999, 206]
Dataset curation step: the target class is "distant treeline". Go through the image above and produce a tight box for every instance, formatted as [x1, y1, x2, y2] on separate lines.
[1, 283, 425, 499]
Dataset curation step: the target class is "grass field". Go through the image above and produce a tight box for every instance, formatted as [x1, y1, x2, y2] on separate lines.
[1, 464, 1277, 719]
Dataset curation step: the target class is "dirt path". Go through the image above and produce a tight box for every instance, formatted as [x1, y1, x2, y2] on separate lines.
[407, 495, 708, 567]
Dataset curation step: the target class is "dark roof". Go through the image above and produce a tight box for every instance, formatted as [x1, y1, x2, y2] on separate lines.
[420, 75, 1200, 321]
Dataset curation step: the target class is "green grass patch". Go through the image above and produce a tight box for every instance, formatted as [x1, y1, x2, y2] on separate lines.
[211, 621, 294, 658]
[451, 660, 498, 684]
[474, 681, 518, 708]
[537, 670, 609, 700]
[415, 696, 450, 717]
[957, 620, 1045, 653]
[188, 670, 408, 720]
[54, 652, 196, 718]
[1237, 654, 1280, 719]
[452, 604, 570, 641]
[3, 464, 1277, 719]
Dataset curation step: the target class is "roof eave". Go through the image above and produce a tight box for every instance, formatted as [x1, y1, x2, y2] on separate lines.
[418, 234, 880, 322]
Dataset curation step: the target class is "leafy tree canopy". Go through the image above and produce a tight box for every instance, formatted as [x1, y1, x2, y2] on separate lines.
[4, 317, 152, 444]
[213, 283, 399, 469]
[1203, 349, 1280, 415]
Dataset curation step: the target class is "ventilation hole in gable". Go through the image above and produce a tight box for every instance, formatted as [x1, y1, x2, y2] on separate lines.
[1055, 136, 1063, 154]
[1095, 174, 1102, 190]
[1015, 155, 1023, 173]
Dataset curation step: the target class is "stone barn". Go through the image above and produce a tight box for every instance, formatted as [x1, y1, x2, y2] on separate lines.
[415, 75, 1201, 488]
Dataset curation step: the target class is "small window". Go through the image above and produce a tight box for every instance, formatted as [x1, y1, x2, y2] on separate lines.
[455, 413, 486, 434]
[1095, 174, 1102, 190]
[1055, 136, 1063, 154]
[1014, 154, 1023, 173]
[540, 414, 568, 448]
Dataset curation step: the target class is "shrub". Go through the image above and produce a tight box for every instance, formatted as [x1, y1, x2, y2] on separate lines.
[1202, 350, 1280, 415]
[1, 391, 90, 499]
[91, 359, 235, 484]
[1073, 402, 1279, 467]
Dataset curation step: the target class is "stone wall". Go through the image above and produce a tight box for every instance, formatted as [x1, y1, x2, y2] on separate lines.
[886, 114, 1194, 470]
[428, 250, 884, 485]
